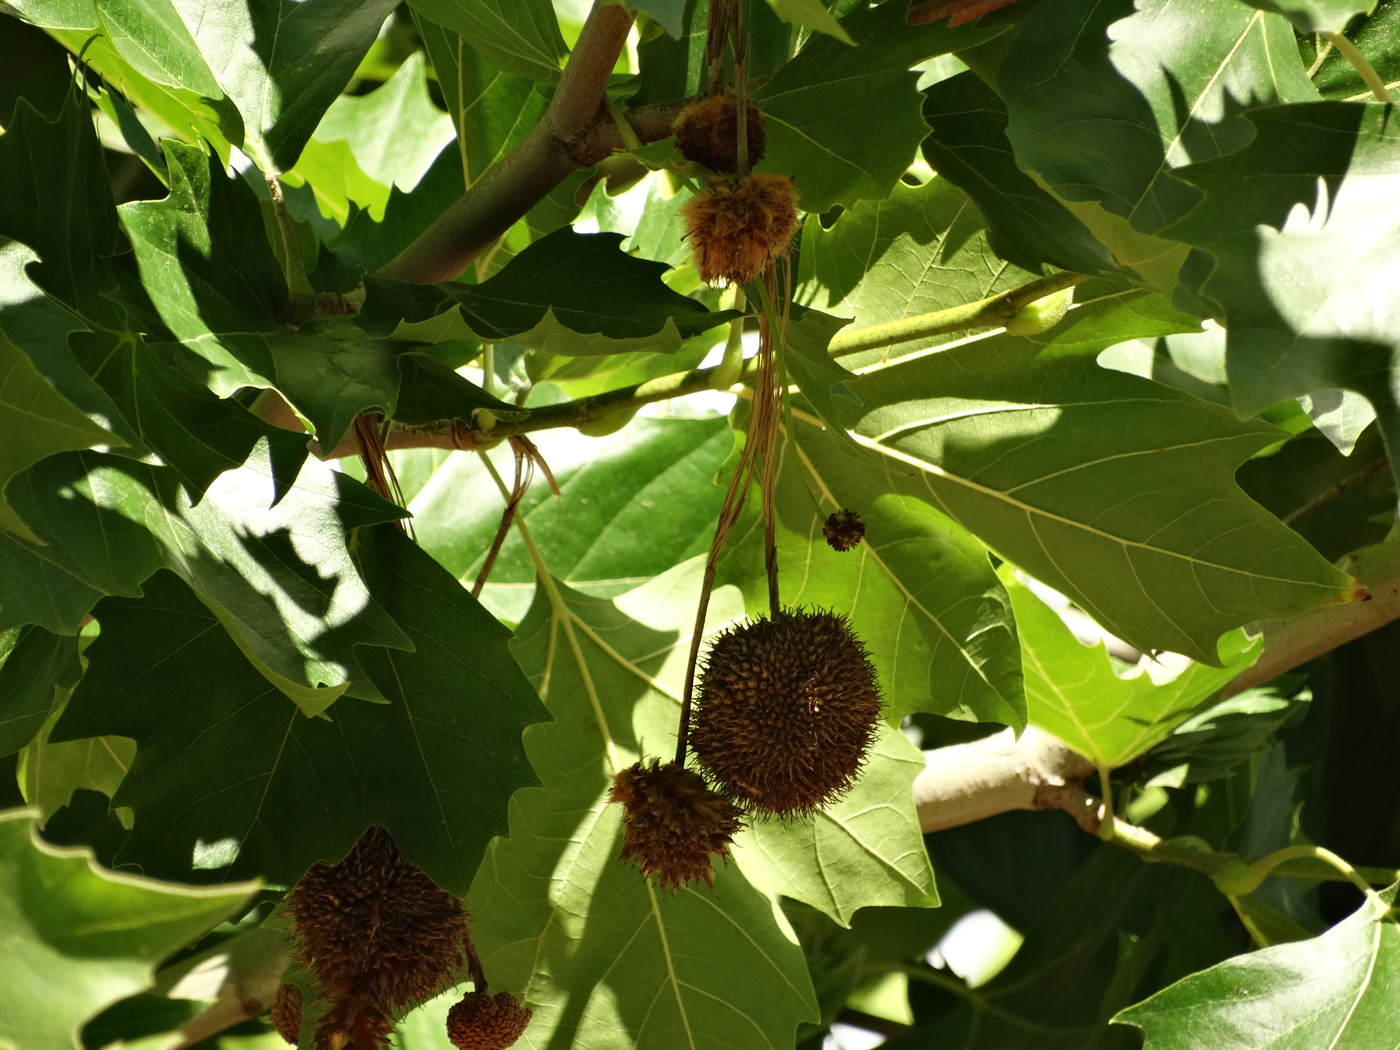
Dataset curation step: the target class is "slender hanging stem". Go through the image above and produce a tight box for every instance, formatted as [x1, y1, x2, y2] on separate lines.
[1321, 30, 1391, 102]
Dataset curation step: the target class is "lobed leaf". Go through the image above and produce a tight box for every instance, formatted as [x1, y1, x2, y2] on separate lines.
[0, 808, 256, 1050]
[405, 0, 568, 83]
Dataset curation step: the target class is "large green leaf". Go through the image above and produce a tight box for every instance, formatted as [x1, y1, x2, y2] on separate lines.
[797, 175, 1040, 329]
[0, 626, 81, 757]
[437, 229, 738, 355]
[410, 416, 732, 622]
[0, 92, 125, 330]
[471, 563, 822, 1048]
[1114, 882, 1400, 1047]
[1240, 0, 1379, 32]
[0, 808, 256, 1050]
[405, 0, 568, 83]
[920, 72, 1114, 275]
[999, 0, 1318, 289]
[1310, 1, 1400, 100]
[1007, 575, 1260, 770]
[1162, 103, 1400, 484]
[755, 2, 1006, 212]
[53, 527, 546, 892]
[719, 414, 1027, 727]
[0, 530, 103, 636]
[0, 329, 120, 544]
[838, 338, 1359, 664]
[732, 724, 938, 926]
[10, 448, 410, 709]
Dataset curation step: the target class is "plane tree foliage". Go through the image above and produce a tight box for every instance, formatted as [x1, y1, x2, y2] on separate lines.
[0, 0, 1398, 1047]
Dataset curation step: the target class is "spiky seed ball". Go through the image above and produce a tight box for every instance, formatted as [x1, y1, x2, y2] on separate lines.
[288, 825, 467, 1033]
[681, 173, 798, 286]
[609, 760, 744, 889]
[271, 983, 302, 1045]
[823, 509, 866, 552]
[447, 990, 533, 1050]
[673, 92, 766, 174]
[691, 609, 882, 818]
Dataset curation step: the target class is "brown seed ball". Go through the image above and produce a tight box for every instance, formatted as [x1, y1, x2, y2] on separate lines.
[823, 509, 866, 552]
[288, 825, 467, 1012]
[271, 983, 302, 1044]
[690, 609, 882, 818]
[681, 173, 799, 286]
[609, 760, 744, 889]
[673, 92, 766, 174]
[447, 990, 533, 1050]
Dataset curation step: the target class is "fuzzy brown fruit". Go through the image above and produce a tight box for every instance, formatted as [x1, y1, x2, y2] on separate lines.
[609, 759, 744, 888]
[447, 990, 533, 1050]
[673, 92, 766, 174]
[288, 825, 468, 1049]
[823, 509, 866, 552]
[681, 173, 798, 286]
[271, 983, 303, 1045]
[690, 608, 882, 818]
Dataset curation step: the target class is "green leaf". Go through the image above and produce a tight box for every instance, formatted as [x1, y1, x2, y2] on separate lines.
[796, 174, 1041, 336]
[624, 0, 686, 37]
[920, 72, 1115, 275]
[471, 562, 821, 1049]
[19, 698, 135, 825]
[410, 416, 732, 623]
[54, 528, 546, 892]
[719, 416, 1027, 728]
[732, 724, 938, 925]
[1239, 0, 1379, 33]
[0, 91, 124, 328]
[440, 229, 738, 354]
[0, 530, 103, 636]
[11, 448, 410, 709]
[0, 329, 121, 544]
[839, 338, 1359, 664]
[0, 808, 256, 1050]
[0, 626, 81, 757]
[766, 0, 856, 45]
[1161, 103, 1400, 486]
[1007, 575, 1261, 769]
[755, 3, 1006, 212]
[119, 141, 287, 393]
[1113, 882, 1400, 1048]
[405, 0, 568, 83]
[1000, 0, 1318, 289]
[1140, 681, 1310, 787]
[1311, 2, 1400, 99]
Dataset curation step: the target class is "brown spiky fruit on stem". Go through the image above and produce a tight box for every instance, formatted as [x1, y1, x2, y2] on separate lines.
[288, 825, 468, 1049]
[446, 990, 533, 1050]
[610, 759, 745, 888]
[691, 608, 883, 818]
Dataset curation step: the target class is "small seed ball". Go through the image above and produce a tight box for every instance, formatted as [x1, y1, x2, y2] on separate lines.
[674, 92, 766, 174]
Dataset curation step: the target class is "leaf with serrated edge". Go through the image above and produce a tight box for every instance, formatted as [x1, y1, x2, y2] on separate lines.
[1114, 882, 1400, 1048]
[405, 0, 568, 83]
[470, 561, 824, 1048]
[755, 3, 1005, 212]
[837, 336, 1358, 664]
[1007, 573, 1260, 769]
[0, 329, 120, 544]
[54, 530, 545, 892]
[732, 724, 937, 926]
[0, 809, 256, 1050]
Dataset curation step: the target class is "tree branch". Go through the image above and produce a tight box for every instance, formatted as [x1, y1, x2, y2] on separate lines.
[372, 2, 640, 284]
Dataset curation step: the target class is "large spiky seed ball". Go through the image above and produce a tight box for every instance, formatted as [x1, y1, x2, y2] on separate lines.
[288, 825, 467, 1016]
[447, 990, 533, 1050]
[690, 608, 882, 818]
[673, 92, 766, 174]
[609, 760, 744, 889]
[271, 983, 302, 1045]
[823, 509, 866, 552]
[681, 173, 798, 286]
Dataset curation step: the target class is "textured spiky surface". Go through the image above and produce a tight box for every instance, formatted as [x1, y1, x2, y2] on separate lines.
[609, 760, 744, 889]
[673, 91, 766, 174]
[288, 825, 468, 1048]
[446, 990, 533, 1050]
[823, 509, 866, 552]
[271, 983, 302, 1045]
[681, 173, 798, 286]
[691, 609, 882, 817]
